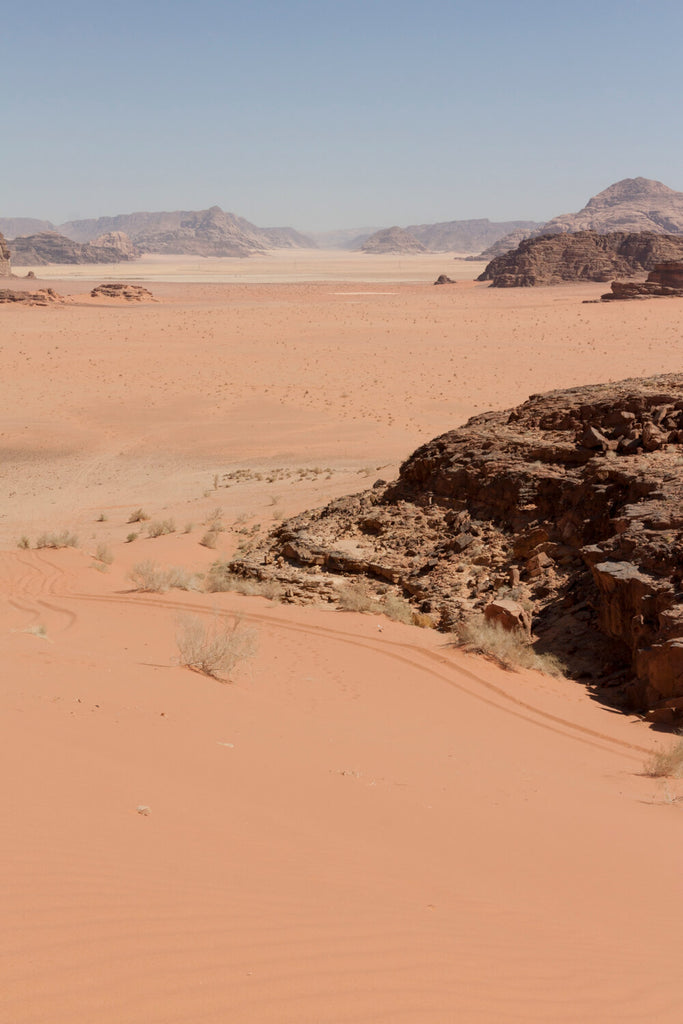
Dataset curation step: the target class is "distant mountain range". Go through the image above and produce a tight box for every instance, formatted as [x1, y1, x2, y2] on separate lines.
[0, 206, 316, 261]
[4, 179, 683, 263]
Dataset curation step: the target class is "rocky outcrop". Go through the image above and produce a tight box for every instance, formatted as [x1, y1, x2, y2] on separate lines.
[361, 227, 427, 254]
[230, 374, 683, 720]
[0, 287, 61, 305]
[90, 283, 154, 301]
[434, 274, 456, 285]
[602, 262, 683, 300]
[9, 231, 137, 265]
[0, 232, 10, 276]
[478, 232, 683, 287]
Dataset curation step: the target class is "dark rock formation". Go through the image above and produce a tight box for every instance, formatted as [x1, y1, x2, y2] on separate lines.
[602, 262, 683, 300]
[478, 232, 683, 287]
[0, 233, 10, 276]
[361, 227, 427, 254]
[90, 283, 154, 301]
[230, 374, 683, 721]
[9, 231, 137, 265]
[434, 274, 456, 285]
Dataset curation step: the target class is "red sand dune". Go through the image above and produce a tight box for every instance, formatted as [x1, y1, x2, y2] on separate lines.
[2, 256, 683, 1022]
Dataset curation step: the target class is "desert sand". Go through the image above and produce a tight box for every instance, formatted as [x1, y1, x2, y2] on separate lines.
[3, 251, 683, 1023]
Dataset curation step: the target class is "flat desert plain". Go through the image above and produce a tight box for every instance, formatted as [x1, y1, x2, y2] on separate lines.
[3, 251, 683, 1023]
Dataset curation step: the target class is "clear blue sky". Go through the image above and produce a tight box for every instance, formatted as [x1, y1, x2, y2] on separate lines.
[3, 0, 682, 230]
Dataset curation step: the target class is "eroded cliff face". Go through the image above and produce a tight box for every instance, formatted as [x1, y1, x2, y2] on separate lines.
[478, 231, 683, 287]
[231, 375, 683, 720]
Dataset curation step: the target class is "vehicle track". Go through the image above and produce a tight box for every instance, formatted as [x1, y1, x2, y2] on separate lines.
[1, 550, 651, 761]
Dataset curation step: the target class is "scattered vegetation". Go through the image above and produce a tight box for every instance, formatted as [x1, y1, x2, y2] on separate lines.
[17, 536, 30, 549]
[147, 518, 176, 538]
[35, 530, 78, 550]
[644, 738, 683, 778]
[23, 623, 47, 639]
[200, 530, 219, 549]
[128, 560, 200, 593]
[337, 579, 376, 613]
[94, 542, 113, 565]
[126, 532, 139, 543]
[127, 508, 150, 524]
[455, 615, 565, 676]
[382, 593, 413, 624]
[176, 613, 257, 680]
[204, 560, 283, 600]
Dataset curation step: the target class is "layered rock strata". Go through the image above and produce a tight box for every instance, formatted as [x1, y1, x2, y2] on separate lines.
[478, 232, 683, 287]
[231, 374, 683, 719]
[602, 261, 683, 300]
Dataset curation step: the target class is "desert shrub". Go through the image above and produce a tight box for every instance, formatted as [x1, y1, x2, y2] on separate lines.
[184, 522, 194, 534]
[382, 593, 413, 624]
[128, 560, 199, 593]
[126, 532, 139, 543]
[127, 508, 149, 524]
[96, 512, 108, 522]
[455, 615, 564, 676]
[35, 530, 78, 549]
[337, 579, 375, 613]
[412, 610, 436, 629]
[147, 518, 176, 538]
[204, 561, 283, 600]
[176, 613, 257, 680]
[17, 536, 30, 549]
[95, 542, 113, 565]
[200, 529, 219, 549]
[644, 739, 683, 778]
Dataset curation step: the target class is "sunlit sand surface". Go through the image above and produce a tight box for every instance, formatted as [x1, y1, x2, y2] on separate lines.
[2, 252, 683, 1023]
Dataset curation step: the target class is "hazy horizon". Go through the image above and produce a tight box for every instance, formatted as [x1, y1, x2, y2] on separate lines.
[4, 0, 683, 231]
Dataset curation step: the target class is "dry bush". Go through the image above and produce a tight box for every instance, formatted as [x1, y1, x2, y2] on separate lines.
[456, 615, 564, 676]
[644, 739, 683, 778]
[200, 529, 219, 549]
[127, 508, 149, 524]
[147, 518, 176, 538]
[412, 610, 436, 629]
[17, 536, 30, 549]
[36, 530, 78, 549]
[128, 560, 200, 593]
[95, 542, 113, 565]
[337, 579, 375, 613]
[204, 561, 283, 601]
[126, 531, 139, 543]
[382, 593, 413, 624]
[176, 613, 257, 680]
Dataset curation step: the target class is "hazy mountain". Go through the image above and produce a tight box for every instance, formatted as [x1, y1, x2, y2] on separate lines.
[360, 227, 427, 254]
[406, 218, 541, 253]
[542, 177, 683, 235]
[478, 178, 683, 260]
[0, 217, 55, 237]
[56, 206, 315, 255]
